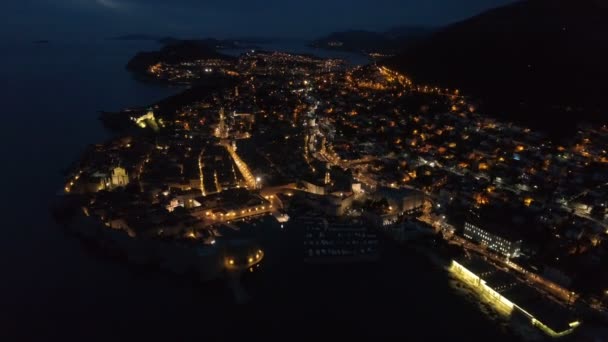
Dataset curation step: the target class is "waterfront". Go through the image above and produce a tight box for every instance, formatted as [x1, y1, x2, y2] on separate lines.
[1, 39, 515, 340]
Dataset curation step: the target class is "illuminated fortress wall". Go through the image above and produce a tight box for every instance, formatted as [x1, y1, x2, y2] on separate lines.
[449, 260, 580, 338]
[450, 261, 515, 317]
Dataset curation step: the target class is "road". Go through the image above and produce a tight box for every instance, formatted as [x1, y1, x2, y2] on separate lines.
[222, 141, 257, 189]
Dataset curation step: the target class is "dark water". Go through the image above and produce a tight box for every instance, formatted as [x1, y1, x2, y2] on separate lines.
[0, 40, 514, 341]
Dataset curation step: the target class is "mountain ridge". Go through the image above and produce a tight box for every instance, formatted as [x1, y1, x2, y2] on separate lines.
[382, 0, 608, 136]
[311, 26, 433, 53]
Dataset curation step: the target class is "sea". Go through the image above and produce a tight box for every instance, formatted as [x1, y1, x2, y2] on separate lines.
[0, 39, 519, 341]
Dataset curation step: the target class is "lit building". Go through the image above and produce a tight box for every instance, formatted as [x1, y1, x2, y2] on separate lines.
[450, 258, 580, 338]
[131, 110, 160, 131]
[110, 167, 129, 188]
[190, 188, 272, 222]
[78, 166, 130, 193]
[463, 221, 522, 258]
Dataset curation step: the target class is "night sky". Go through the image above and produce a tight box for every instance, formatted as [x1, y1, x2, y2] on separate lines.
[3, 0, 517, 40]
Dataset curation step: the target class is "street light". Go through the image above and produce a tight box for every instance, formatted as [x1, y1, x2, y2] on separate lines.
[255, 176, 261, 189]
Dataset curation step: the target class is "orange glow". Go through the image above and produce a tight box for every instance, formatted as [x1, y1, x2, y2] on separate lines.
[149, 62, 162, 74]
[475, 193, 490, 206]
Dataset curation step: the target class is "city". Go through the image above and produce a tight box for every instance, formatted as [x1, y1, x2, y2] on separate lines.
[55, 45, 608, 339]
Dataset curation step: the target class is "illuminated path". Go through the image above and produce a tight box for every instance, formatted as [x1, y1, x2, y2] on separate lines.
[221, 141, 256, 189]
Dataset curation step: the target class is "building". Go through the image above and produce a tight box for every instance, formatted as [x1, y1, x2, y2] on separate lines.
[372, 187, 425, 215]
[131, 110, 160, 131]
[300, 178, 328, 195]
[79, 166, 130, 193]
[190, 188, 272, 222]
[294, 191, 354, 216]
[463, 220, 522, 258]
[450, 257, 580, 338]
[111, 167, 129, 188]
[363, 210, 400, 228]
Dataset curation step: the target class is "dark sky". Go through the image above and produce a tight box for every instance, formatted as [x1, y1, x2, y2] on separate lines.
[3, 0, 517, 40]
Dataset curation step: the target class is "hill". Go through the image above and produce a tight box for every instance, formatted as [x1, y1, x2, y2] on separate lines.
[383, 0, 608, 137]
[126, 40, 234, 74]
